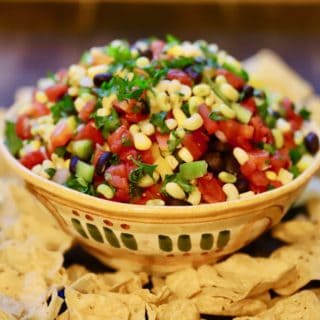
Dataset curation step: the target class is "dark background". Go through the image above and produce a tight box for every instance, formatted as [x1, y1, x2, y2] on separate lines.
[0, 1, 320, 106]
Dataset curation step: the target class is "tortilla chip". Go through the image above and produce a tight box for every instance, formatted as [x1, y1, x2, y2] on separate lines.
[145, 303, 157, 320]
[151, 276, 166, 294]
[157, 299, 200, 320]
[65, 287, 129, 320]
[66, 265, 89, 283]
[133, 286, 171, 305]
[243, 49, 313, 102]
[271, 219, 316, 244]
[165, 268, 201, 299]
[0, 310, 16, 320]
[192, 293, 267, 317]
[272, 238, 320, 295]
[234, 290, 320, 320]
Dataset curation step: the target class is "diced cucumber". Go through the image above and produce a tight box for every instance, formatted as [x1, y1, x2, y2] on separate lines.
[71, 139, 93, 160]
[179, 160, 208, 180]
[75, 160, 94, 183]
[232, 103, 252, 124]
[96, 184, 114, 199]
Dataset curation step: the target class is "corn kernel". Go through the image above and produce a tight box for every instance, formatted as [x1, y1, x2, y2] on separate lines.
[74, 97, 86, 112]
[167, 45, 183, 57]
[272, 129, 284, 149]
[176, 128, 186, 139]
[177, 147, 193, 163]
[187, 187, 201, 205]
[294, 131, 304, 145]
[136, 56, 150, 68]
[168, 80, 182, 95]
[233, 147, 249, 165]
[129, 124, 140, 135]
[218, 171, 237, 183]
[278, 168, 293, 185]
[182, 113, 203, 131]
[189, 96, 204, 114]
[220, 83, 239, 102]
[165, 155, 179, 170]
[297, 154, 313, 172]
[68, 87, 79, 97]
[192, 84, 211, 97]
[165, 118, 178, 130]
[146, 199, 165, 206]
[156, 92, 171, 112]
[266, 171, 278, 181]
[68, 64, 86, 86]
[219, 103, 236, 119]
[35, 91, 48, 104]
[223, 183, 239, 201]
[180, 85, 192, 100]
[205, 93, 215, 106]
[173, 108, 187, 127]
[276, 118, 291, 133]
[140, 122, 155, 136]
[138, 175, 155, 188]
[215, 75, 226, 85]
[133, 133, 152, 151]
[155, 156, 173, 179]
[165, 182, 185, 200]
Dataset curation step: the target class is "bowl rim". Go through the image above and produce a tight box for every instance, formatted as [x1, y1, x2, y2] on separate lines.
[2, 126, 320, 220]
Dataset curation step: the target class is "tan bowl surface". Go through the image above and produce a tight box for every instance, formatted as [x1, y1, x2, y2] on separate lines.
[2, 127, 320, 274]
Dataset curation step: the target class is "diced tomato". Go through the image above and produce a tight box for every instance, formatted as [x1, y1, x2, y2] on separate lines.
[182, 130, 209, 160]
[119, 147, 138, 162]
[51, 120, 74, 150]
[26, 102, 50, 118]
[198, 104, 219, 134]
[250, 183, 267, 194]
[249, 150, 270, 171]
[79, 100, 96, 122]
[240, 97, 257, 114]
[240, 159, 256, 177]
[289, 113, 303, 131]
[45, 83, 68, 102]
[93, 174, 105, 187]
[155, 133, 170, 151]
[106, 164, 127, 178]
[132, 184, 163, 204]
[150, 40, 165, 60]
[216, 69, 245, 90]
[16, 115, 32, 140]
[197, 173, 226, 203]
[106, 164, 130, 202]
[250, 171, 269, 187]
[270, 150, 291, 173]
[20, 150, 46, 169]
[269, 180, 282, 189]
[166, 69, 193, 86]
[219, 120, 254, 150]
[74, 122, 104, 145]
[250, 116, 273, 144]
[140, 149, 154, 164]
[125, 112, 148, 123]
[283, 131, 295, 150]
[107, 125, 133, 154]
[281, 98, 303, 130]
[113, 188, 130, 203]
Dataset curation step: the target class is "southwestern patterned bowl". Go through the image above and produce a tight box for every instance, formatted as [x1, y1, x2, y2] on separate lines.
[1, 137, 320, 274]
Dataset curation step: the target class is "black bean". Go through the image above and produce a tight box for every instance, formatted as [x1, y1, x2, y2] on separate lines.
[224, 154, 240, 175]
[204, 152, 224, 173]
[93, 73, 113, 87]
[241, 85, 254, 100]
[69, 156, 79, 174]
[139, 48, 153, 60]
[304, 132, 319, 155]
[235, 177, 250, 193]
[183, 65, 202, 84]
[96, 152, 113, 175]
[166, 198, 191, 206]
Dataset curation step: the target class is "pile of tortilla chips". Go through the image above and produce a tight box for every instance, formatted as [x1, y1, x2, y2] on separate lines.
[1, 50, 320, 319]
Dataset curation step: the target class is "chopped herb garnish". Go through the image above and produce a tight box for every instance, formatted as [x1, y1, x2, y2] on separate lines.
[289, 145, 306, 164]
[92, 108, 120, 137]
[181, 103, 191, 117]
[209, 112, 226, 121]
[54, 146, 66, 158]
[121, 136, 133, 147]
[166, 34, 181, 45]
[4, 121, 23, 156]
[263, 143, 276, 155]
[105, 43, 132, 64]
[66, 176, 94, 194]
[299, 108, 311, 120]
[51, 95, 76, 123]
[289, 165, 300, 178]
[150, 112, 170, 134]
[222, 62, 249, 82]
[161, 173, 193, 196]
[167, 131, 182, 153]
[129, 159, 157, 197]
[45, 168, 56, 178]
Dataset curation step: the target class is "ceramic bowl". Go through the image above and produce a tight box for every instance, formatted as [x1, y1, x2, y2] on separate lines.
[2, 132, 320, 274]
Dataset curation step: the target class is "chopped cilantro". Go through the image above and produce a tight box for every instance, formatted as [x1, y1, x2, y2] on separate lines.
[51, 95, 76, 123]
[105, 43, 132, 64]
[66, 175, 94, 195]
[4, 121, 23, 156]
[80, 51, 91, 65]
[181, 103, 191, 117]
[150, 112, 170, 134]
[289, 145, 306, 164]
[161, 173, 193, 196]
[222, 62, 249, 82]
[45, 168, 56, 178]
[209, 112, 226, 121]
[299, 108, 311, 120]
[166, 34, 181, 45]
[167, 131, 182, 153]
[121, 136, 132, 147]
[262, 143, 276, 155]
[129, 159, 157, 197]
[289, 165, 300, 178]
[163, 56, 194, 69]
[92, 108, 120, 137]
[54, 146, 66, 158]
